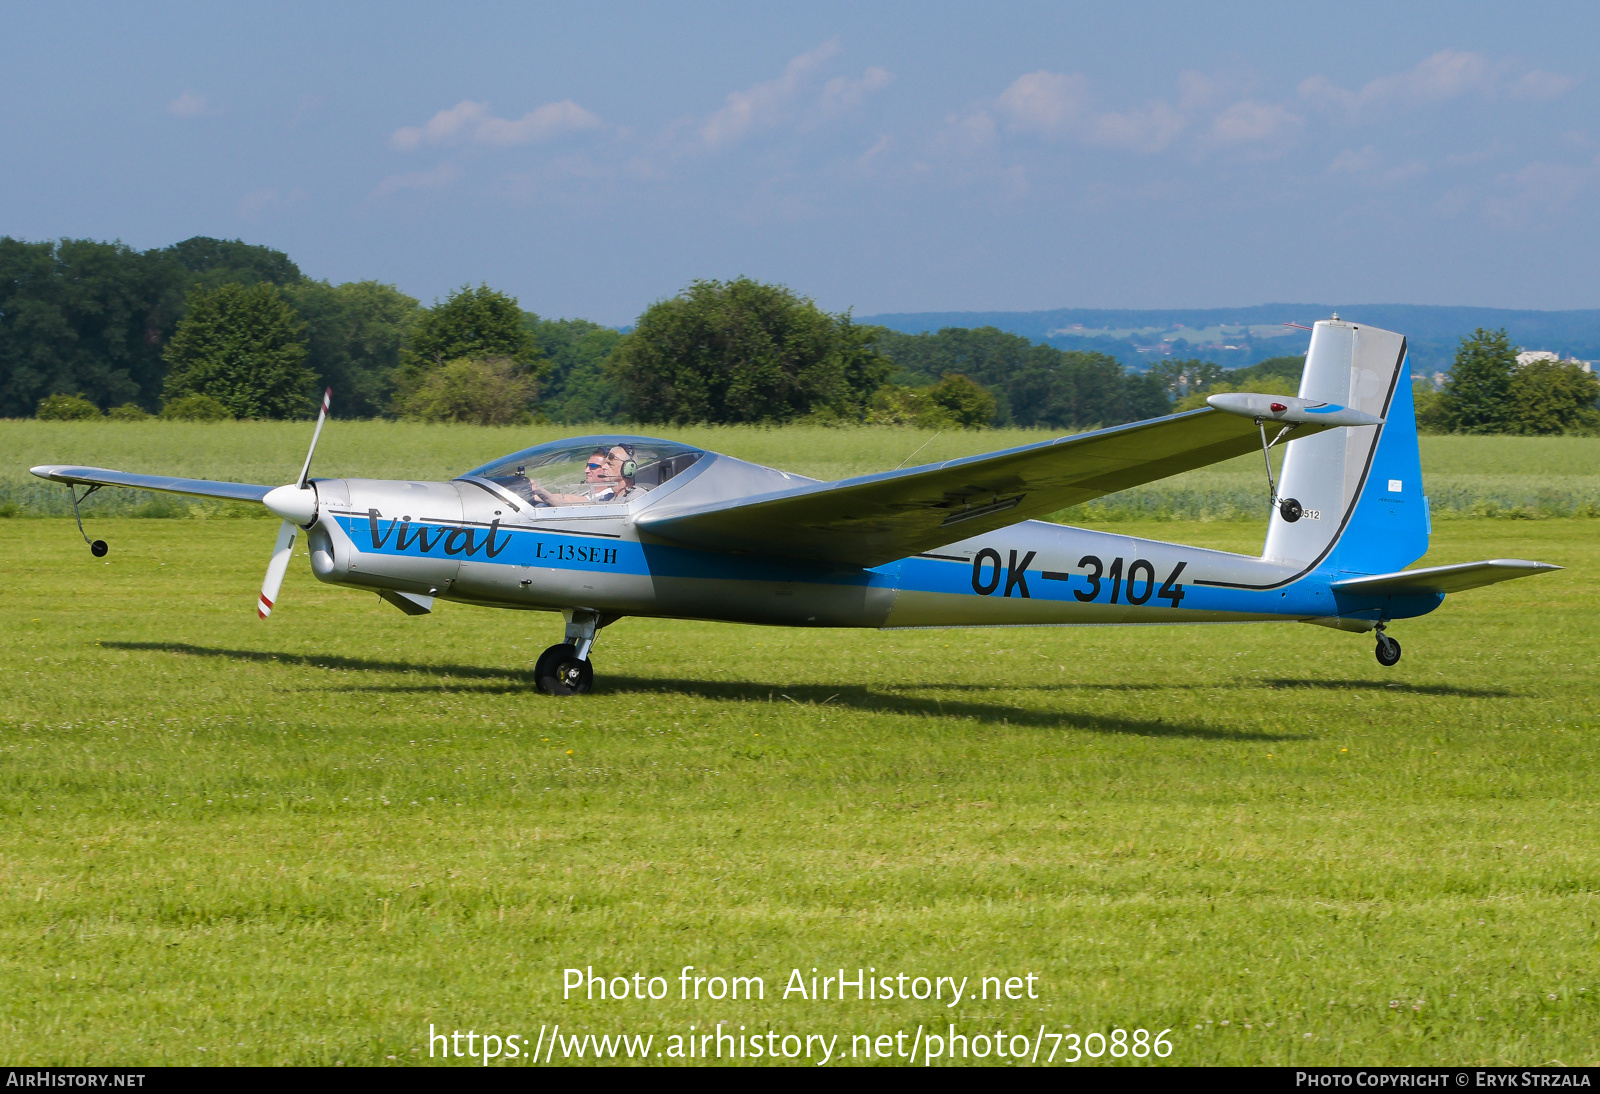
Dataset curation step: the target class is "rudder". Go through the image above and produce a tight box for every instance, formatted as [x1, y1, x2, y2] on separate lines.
[1262, 319, 1428, 577]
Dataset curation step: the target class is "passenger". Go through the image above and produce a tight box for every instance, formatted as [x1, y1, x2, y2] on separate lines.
[528, 444, 638, 506]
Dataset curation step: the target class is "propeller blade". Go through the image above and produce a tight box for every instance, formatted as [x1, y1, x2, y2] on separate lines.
[297, 388, 333, 489]
[258, 520, 299, 619]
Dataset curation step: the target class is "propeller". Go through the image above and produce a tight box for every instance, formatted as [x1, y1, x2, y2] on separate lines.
[258, 388, 332, 619]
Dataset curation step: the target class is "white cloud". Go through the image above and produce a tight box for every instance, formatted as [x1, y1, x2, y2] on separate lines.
[477, 101, 603, 146]
[1301, 51, 1575, 114]
[1364, 50, 1491, 105]
[1091, 101, 1186, 152]
[699, 39, 842, 148]
[1206, 100, 1301, 147]
[852, 134, 894, 177]
[369, 163, 461, 199]
[167, 91, 209, 118]
[1328, 146, 1425, 185]
[936, 107, 999, 155]
[1176, 70, 1229, 113]
[391, 101, 486, 150]
[1508, 70, 1578, 101]
[820, 66, 892, 115]
[990, 71, 1185, 151]
[995, 71, 1090, 137]
[390, 99, 601, 151]
[1482, 159, 1587, 226]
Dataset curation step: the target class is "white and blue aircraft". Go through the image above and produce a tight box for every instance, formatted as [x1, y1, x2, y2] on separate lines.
[32, 318, 1558, 694]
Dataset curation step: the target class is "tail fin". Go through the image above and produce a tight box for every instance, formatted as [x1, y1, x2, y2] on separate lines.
[1262, 319, 1429, 576]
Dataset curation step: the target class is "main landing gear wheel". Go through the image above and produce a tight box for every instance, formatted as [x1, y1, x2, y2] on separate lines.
[535, 643, 594, 696]
[1375, 632, 1402, 667]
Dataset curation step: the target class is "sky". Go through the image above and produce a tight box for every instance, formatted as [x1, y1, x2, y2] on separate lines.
[4, 2, 1600, 324]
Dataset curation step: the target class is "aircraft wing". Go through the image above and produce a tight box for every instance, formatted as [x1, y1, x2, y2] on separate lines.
[30, 465, 273, 504]
[1331, 559, 1561, 596]
[637, 407, 1333, 567]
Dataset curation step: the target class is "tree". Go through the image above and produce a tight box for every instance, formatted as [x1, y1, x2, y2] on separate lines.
[866, 374, 999, 429]
[159, 236, 303, 294]
[524, 316, 625, 423]
[1231, 355, 1305, 389]
[1174, 375, 1298, 413]
[1507, 360, 1600, 435]
[610, 278, 891, 425]
[876, 326, 1170, 429]
[397, 358, 537, 426]
[162, 283, 315, 419]
[286, 280, 419, 418]
[925, 374, 997, 427]
[396, 285, 541, 407]
[0, 234, 303, 418]
[0, 237, 172, 416]
[1437, 328, 1516, 433]
[1146, 358, 1228, 400]
[35, 393, 101, 420]
[159, 393, 233, 421]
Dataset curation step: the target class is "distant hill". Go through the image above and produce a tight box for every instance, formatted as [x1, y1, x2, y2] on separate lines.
[859, 304, 1600, 375]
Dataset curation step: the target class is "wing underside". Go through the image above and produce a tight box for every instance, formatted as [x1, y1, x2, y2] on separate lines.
[1332, 559, 1561, 596]
[638, 407, 1329, 567]
[30, 465, 273, 504]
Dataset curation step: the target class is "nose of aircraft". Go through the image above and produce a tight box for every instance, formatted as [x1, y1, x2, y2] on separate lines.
[263, 483, 318, 525]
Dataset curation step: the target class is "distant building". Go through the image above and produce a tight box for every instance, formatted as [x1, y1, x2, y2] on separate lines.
[1516, 350, 1592, 371]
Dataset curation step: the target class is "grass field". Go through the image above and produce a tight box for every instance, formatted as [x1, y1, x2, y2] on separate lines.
[4, 420, 1599, 520]
[1, 507, 1596, 1065]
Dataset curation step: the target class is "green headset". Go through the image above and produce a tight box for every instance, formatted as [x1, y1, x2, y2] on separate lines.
[597, 444, 637, 480]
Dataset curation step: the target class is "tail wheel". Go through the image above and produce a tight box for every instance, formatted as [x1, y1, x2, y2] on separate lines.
[1375, 633, 1402, 667]
[535, 643, 594, 695]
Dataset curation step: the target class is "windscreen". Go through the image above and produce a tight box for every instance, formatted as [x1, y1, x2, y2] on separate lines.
[462, 436, 705, 508]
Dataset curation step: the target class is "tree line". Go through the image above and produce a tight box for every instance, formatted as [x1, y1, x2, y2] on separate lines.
[7, 236, 1594, 434]
[4, 235, 1180, 431]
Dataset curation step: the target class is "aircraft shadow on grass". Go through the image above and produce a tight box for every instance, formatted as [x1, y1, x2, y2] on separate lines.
[900, 679, 1516, 700]
[101, 641, 1293, 742]
[1259, 678, 1514, 699]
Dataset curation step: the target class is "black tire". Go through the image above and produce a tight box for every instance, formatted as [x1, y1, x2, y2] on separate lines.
[90, 540, 108, 557]
[1375, 633, 1401, 667]
[1278, 498, 1303, 523]
[535, 642, 594, 695]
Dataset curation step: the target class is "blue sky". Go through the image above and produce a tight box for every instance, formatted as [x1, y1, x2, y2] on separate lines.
[4, 2, 1598, 323]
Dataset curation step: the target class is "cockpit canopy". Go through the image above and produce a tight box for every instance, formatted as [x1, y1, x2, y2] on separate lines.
[461, 436, 705, 508]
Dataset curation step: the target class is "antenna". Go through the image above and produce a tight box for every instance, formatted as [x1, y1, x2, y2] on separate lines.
[894, 431, 944, 471]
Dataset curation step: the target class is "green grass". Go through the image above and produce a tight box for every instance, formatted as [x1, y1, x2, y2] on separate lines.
[4, 420, 1598, 520]
[1, 515, 1595, 1066]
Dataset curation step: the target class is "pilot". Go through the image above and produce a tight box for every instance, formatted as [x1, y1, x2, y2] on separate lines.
[587, 443, 637, 502]
[529, 444, 638, 506]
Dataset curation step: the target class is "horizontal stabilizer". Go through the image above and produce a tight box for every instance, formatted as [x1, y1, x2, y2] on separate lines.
[30, 465, 272, 504]
[1332, 559, 1560, 596]
[639, 407, 1346, 566]
[1206, 392, 1385, 427]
